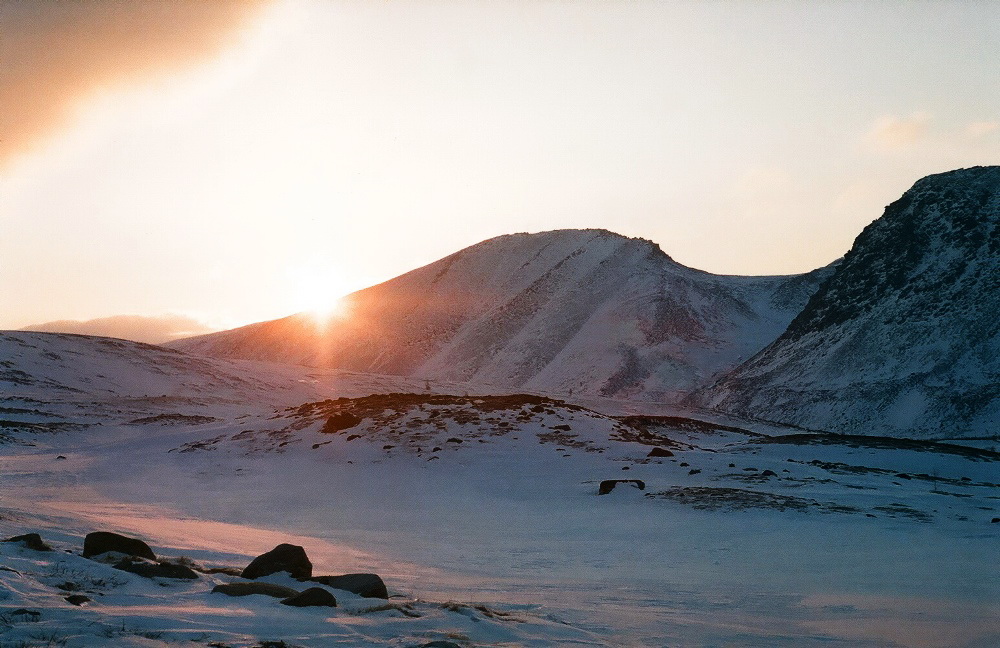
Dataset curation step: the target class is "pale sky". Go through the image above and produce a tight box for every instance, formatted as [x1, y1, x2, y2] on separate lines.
[2, 0, 998, 330]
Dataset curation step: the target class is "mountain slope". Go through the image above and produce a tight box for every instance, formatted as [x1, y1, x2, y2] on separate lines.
[694, 166, 1000, 438]
[170, 229, 832, 401]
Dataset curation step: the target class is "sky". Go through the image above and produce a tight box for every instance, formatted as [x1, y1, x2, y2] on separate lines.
[2, 0, 998, 332]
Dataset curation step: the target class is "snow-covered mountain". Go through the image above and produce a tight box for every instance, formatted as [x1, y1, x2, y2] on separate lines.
[694, 166, 1000, 438]
[20, 314, 216, 344]
[170, 229, 832, 401]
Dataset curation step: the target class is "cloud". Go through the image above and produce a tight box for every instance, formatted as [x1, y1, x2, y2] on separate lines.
[866, 112, 932, 150]
[0, 0, 270, 170]
[965, 121, 1000, 138]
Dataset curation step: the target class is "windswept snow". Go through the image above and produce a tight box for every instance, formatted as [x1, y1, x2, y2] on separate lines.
[3, 332, 998, 647]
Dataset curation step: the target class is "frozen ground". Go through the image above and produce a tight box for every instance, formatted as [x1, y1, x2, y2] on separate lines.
[2, 332, 998, 647]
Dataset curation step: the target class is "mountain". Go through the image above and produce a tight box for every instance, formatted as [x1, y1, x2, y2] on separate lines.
[694, 166, 1000, 438]
[169, 229, 833, 401]
[21, 313, 215, 344]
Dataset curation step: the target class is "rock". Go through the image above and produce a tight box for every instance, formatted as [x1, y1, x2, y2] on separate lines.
[991, 518, 999, 523]
[241, 544, 312, 579]
[305, 573, 389, 599]
[113, 559, 198, 580]
[688, 469, 701, 475]
[598, 479, 645, 495]
[83, 531, 156, 560]
[321, 412, 362, 433]
[4, 533, 52, 552]
[761, 470, 778, 477]
[281, 587, 337, 607]
[446, 437, 463, 444]
[679, 462, 689, 467]
[647, 447, 673, 457]
[212, 582, 301, 599]
[11, 609, 40, 619]
[65, 595, 91, 606]
[417, 642, 463, 648]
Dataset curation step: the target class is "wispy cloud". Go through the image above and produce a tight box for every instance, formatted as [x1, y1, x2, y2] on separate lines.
[866, 112, 932, 150]
[0, 0, 270, 170]
[965, 121, 1000, 138]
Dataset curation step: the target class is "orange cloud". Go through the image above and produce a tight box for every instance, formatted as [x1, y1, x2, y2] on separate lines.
[866, 112, 931, 150]
[965, 121, 999, 138]
[0, 0, 271, 170]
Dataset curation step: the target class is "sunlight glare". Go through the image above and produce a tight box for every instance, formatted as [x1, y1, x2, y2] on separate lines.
[287, 263, 355, 324]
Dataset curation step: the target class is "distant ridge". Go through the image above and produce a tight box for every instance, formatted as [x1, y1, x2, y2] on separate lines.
[21, 314, 215, 345]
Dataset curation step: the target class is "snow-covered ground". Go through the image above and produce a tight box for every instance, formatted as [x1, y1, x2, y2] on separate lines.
[2, 332, 998, 647]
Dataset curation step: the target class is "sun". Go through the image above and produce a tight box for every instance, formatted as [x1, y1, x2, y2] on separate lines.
[287, 264, 354, 323]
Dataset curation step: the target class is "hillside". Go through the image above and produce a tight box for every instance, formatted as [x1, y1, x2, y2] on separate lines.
[170, 229, 831, 401]
[694, 166, 1000, 438]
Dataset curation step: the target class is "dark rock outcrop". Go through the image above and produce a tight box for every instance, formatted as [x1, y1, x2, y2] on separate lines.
[304, 573, 389, 599]
[65, 595, 91, 606]
[241, 544, 312, 579]
[211, 582, 300, 599]
[113, 559, 198, 580]
[82, 532, 156, 560]
[598, 479, 646, 495]
[647, 447, 674, 457]
[321, 412, 362, 433]
[281, 587, 337, 607]
[4, 533, 52, 552]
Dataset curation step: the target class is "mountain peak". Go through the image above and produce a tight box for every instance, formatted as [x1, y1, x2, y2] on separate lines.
[697, 166, 1000, 437]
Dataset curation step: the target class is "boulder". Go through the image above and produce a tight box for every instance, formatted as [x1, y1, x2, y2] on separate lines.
[65, 595, 91, 606]
[598, 479, 645, 495]
[4, 533, 52, 552]
[321, 412, 362, 433]
[83, 532, 156, 560]
[761, 470, 778, 477]
[305, 573, 389, 599]
[417, 642, 463, 648]
[241, 543, 312, 579]
[647, 447, 673, 457]
[113, 559, 198, 580]
[212, 582, 300, 599]
[281, 587, 337, 607]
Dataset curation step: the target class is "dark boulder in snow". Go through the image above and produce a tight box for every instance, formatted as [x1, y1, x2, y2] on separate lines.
[305, 573, 389, 599]
[4, 533, 52, 552]
[113, 559, 198, 580]
[598, 479, 645, 495]
[83, 531, 156, 560]
[647, 447, 674, 457]
[321, 412, 362, 433]
[416, 641, 464, 648]
[65, 595, 91, 606]
[241, 543, 312, 579]
[281, 587, 337, 607]
[212, 582, 300, 599]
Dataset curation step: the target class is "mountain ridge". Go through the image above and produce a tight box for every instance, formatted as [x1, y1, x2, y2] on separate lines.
[170, 228, 834, 401]
[694, 166, 1000, 438]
